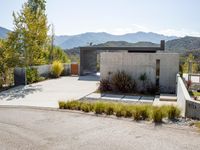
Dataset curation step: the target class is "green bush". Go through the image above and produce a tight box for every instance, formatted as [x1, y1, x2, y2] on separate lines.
[58, 101, 181, 123]
[114, 104, 124, 117]
[111, 71, 136, 93]
[152, 106, 165, 123]
[121, 105, 133, 118]
[59, 101, 66, 109]
[26, 67, 40, 84]
[104, 103, 114, 115]
[65, 101, 82, 110]
[99, 78, 112, 92]
[132, 105, 151, 121]
[80, 103, 92, 113]
[166, 105, 181, 120]
[94, 102, 105, 114]
[51, 60, 64, 78]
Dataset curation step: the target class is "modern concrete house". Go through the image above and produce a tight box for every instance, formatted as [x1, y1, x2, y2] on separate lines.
[80, 41, 179, 93]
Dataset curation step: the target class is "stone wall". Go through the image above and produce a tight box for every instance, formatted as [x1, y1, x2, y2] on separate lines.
[100, 52, 179, 93]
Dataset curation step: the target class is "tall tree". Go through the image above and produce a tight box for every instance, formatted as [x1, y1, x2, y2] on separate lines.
[10, 0, 49, 66]
[0, 39, 19, 87]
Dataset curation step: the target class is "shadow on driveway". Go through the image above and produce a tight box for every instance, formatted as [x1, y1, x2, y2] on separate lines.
[0, 85, 42, 101]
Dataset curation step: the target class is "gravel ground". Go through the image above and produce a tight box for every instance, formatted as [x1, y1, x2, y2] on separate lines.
[0, 107, 200, 150]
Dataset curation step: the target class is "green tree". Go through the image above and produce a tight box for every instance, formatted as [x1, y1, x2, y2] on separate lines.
[48, 46, 71, 63]
[182, 53, 198, 73]
[10, 0, 49, 66]
[0, 39, 19, 87]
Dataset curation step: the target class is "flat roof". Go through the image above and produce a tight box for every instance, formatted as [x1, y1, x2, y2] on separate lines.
[80, 40, 165, 53]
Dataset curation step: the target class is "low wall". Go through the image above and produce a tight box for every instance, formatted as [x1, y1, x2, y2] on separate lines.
[14, 63, 71, 86]
[177, 74, 189, 116]
[186, 100, 200, 119]
[177, 74, 200, 119]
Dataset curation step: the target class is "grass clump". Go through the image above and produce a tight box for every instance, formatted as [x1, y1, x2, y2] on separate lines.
[58, 101, 181, 123]
[152, 106, 165, 123]
[65, 101, 82, 110]
[114, 104, 124, 117]
[51, 60, 64, 78]
[94, 102, 105, 114]
[59, 101, 66, 109]
[132, 105, 151, 121]
[80, 103, 93, 113]
[104, 103, 114, 115]
[166, 105, 181, 120]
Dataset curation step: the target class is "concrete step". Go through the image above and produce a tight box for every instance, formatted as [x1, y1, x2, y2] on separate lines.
[159, 94, 177, 102]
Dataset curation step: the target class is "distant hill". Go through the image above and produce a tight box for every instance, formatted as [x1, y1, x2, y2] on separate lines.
[65, 41, 160, 55]
[55, 32, 177, 49]
[65, 37, 200, 56]
[166, 36, 200, 52]
[0, 27, 11, 39]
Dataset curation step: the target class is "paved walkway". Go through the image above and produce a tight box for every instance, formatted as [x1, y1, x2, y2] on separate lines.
[0, 76, 99, 108]
[85, 93, 155, 103]
[0, 107, 199, 150]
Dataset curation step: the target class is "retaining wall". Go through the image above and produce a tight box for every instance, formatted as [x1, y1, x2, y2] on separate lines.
[177, 74, 200, 119]
[14, 64, 71, 86]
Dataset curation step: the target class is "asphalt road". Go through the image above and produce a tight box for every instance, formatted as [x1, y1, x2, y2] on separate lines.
[0, 107, 199, 150]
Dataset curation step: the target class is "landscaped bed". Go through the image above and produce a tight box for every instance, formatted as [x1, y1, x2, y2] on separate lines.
[59, 100, 181, 123]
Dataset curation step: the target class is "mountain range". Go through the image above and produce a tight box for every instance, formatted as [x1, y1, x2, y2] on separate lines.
[1, 26, 200, 53]
[55, 32, 177, 49]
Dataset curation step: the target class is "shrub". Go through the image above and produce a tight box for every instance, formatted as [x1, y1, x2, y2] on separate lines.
[26, 67, 40, 84]
[59, 101, 66, 109]
[132, 107, 141, 121]
[121, 105, 133, 118]
[65, 101, 81, 110]
[111, 71, 136, 93]
[80, 103, 92, 113]
[152, 106, 165, 123]
[140, 105, 151, 120]
[166, 105, 181, 120]
[104, 103, 114, 115]
[99, 78, 112, 92]
[51, 60, 64, 78]
[94, 102, 105, 114]
[114, 104, 124, 117]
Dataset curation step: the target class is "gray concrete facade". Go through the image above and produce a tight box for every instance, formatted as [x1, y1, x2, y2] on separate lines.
[79, 40, 165, 76]
[100, 52, 179, 93]
[80, 49, 97, 75]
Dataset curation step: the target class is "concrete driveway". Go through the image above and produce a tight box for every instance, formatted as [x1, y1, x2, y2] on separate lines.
[0, 107, 199, 150]
[0, 75, 99, 108]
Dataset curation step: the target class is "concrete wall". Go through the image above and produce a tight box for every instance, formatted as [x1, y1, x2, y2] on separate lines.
[177, 74, 200, 119]
[14, 64, 71, 86]
[177, 74, 189, 116]
[186, 100, 200, 119]
[80, 49, 97, 75]
[100, 52, 179, 93]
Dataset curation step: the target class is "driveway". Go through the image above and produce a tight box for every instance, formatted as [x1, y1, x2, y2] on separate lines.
[0, 75, 99, 108]
[0, 107, 199, 150]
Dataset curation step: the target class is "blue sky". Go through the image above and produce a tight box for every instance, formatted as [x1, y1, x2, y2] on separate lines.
[1, 0, 200, 36]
